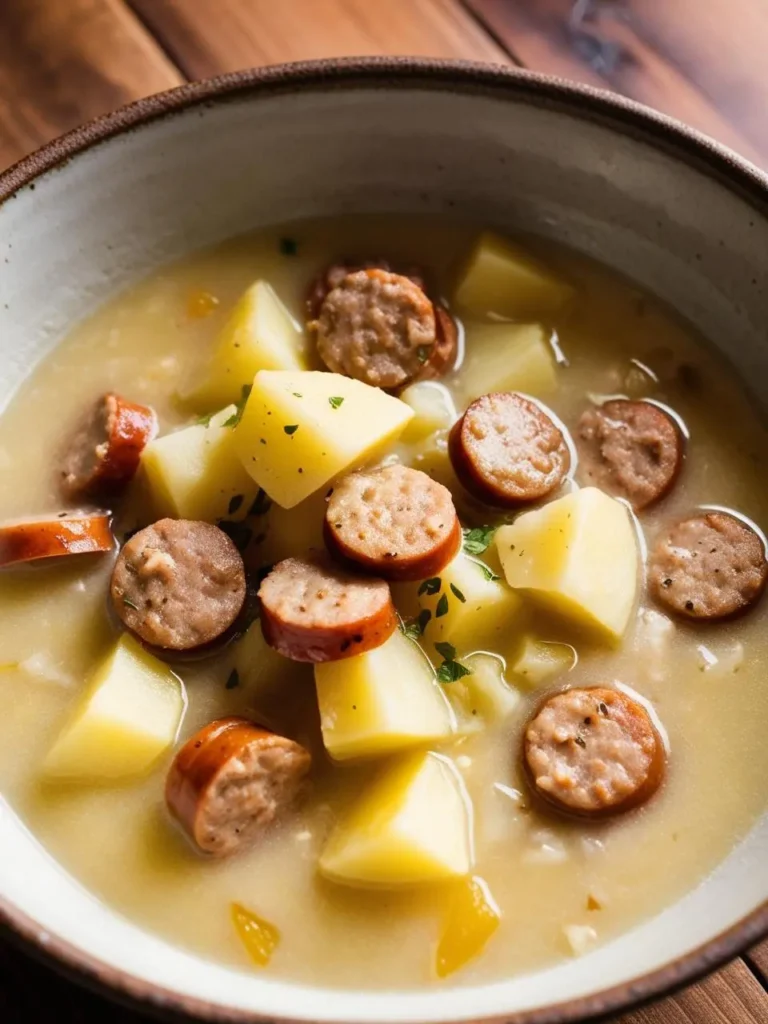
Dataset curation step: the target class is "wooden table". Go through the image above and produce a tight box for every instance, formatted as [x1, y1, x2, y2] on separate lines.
[1, 2, 767, 1022]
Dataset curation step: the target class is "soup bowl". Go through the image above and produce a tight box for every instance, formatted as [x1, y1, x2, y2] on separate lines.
[1, 58, 767, 1024]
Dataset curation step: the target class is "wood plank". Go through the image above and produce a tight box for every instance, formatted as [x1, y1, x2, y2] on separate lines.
[614, 957, 768, 1023]
[0, 0, 183, 171]
[745, 939, 768, 986]
[464, 0, 766, 167]
[126, 0, 509, 78]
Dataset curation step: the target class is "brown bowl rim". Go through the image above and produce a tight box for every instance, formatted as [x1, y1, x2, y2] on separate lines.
[1, 55, 767, 1024]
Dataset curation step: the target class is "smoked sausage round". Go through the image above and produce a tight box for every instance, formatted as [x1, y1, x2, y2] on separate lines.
[0, 512, 114, 567]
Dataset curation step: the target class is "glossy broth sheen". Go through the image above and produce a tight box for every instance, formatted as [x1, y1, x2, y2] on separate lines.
[1, 216, 767, 988]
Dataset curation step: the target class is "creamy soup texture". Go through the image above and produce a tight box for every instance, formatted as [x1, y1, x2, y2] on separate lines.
[0, 216, 767, 989]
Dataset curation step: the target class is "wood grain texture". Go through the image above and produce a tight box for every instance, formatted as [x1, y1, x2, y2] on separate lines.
[745, 939, 768, 985]
[126, 0, 510, 78]
[0, 0, 183, 170]
[464, 0, 767, 167]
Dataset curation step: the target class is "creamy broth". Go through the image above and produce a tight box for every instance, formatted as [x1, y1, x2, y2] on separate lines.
[1, 215, 767, 989]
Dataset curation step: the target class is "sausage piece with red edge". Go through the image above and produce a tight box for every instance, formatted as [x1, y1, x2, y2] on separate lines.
[577, 400, 684, 511]
[166, 717, 311, 857]
[306, 259, 427, 320]
[111, 519, 246, 650]
[259, 556, 396, 662]
[524, 686, 666, 819]
[649, 511, 768, 620]
[0, 512, 114, 568]
[324, 464, 460, 581]
[61, 393, 157, 497]
[449, 392, 570, 508]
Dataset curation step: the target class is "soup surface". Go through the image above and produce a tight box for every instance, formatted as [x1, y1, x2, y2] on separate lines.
[0, 216, 767, 989]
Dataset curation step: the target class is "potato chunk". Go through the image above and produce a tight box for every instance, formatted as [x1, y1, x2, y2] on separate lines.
[436, 876, 501, 978]
[319, 751, 473, 887]
[141, 405, 258, 523]
[43, 635, 185, 781]
[233, 371, 413, 508]
[458, 323, 557, 403]
[512, 636, 575, 687]
[418, 550, 522, 655]
[399, 381, 456, 442]
[260, 488, 327, 564]
[184, 281, 307, 409]
[448, 652, 520, 731]
[454, 232, 574, 319]
[495, 487, 639, 643]
[314, 631, 455, 761]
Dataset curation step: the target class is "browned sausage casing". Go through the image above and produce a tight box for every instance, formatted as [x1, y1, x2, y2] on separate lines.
[258, 556, 396, 662]
[306, 259, 427, 320]
[577, 400, 684, 511]
[524, 686, 665, 820]
[166, 717, 311, 857]
[0, 512, 114, 568]
[649, 511, 768, 620]
[111, 519, 246, 650]
[324, 464, 460, 581]
[61, 393, 157, 497]
[449, 392, 571, 508]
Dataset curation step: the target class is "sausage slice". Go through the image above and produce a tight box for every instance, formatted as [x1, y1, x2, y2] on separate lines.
[61, 393, 157, 497]
[111, 519, 246, 650]
[649, 511, 768, 620]
[324, 464, 460, 581]
[0, 512, 114, 567]
[577, 400, 684, 510]
[166, 717, 311, 857]
[524, 686, 665, 819]
[449, 392, 570, 508]
[306, 259, 427, 320]
[259, 556, 396, 662]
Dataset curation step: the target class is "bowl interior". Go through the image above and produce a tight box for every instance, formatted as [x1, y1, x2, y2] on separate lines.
[1, 66, 767, 1023]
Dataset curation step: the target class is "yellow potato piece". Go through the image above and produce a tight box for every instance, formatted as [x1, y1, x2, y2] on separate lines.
[458, 323, 558, 404]
[512, 636, 576, 687]
[231, 902, 281, 968]
[260, 488, 327, 564]
[454, 232, 574, 319]
[314, 631, 455, 761]
[448, 652, 520, 731]
[399, 381, 457, 442]
[43, 635, 185, 781]
[319, 751, 473, 888]
[495, 487, 639, 644]
[435, 875, 501, 978]
[418, 550, 523, 656]
[183, 280, 307, 409]
[233, 370, 413, 509]
[141, 405, 259, 523]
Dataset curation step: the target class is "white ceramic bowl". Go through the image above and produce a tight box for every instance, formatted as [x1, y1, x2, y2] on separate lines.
[1, 59, 767, 1024]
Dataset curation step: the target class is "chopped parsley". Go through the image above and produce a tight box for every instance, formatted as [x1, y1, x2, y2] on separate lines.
[434, 642, 456, 661]
[462, 525, 496, 555]
[284, 424, 299, 436]
[292, 392, 303, 398]
[417, 576, 441, 597]
[195, 411, 215, 427]
[398, 608, 432, 641]
[228, 494, 244, 516]
[122, 596, 139, 611]
[434, 642, 472, 683]
[435, 593, 449, 618]
[225, 669, 240, 690]
[279, 237, 298, 256]
[328, 396, 345, 410]
[222, 384, 252, 428]
[416, 345, 430, 364]
[475, 560, 501, 582]
[248, 488, 272, 517]
[450, 583, 466, 603]
[218, 520, 253, 552]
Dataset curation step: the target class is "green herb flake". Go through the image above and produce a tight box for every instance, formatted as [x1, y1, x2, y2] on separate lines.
[225, 669, 240, 690]
[416, 345, 430, 364]
[292, 392, 303, 398]
[417, 608, 432, 633]
[434, 641, 456, 661]
[462, 525, 496, 556]
[417, 576, 442, 597]
[279, 237, 298, 257]
[450, 583, 466, 603]
[398, 615, 423, 642]
[248, 488, 272, 517]
[222, 384, 252, 428]
[328, 396, 345, 410]
[122, 596, 139, 611]
[195, 411, 215, 427]
[228, 494, 244, 516]
[435, 593, 449, 618]
[437, 660, 472, 684]
[284, 424, 299, 436]
[474, 560, 500, 582]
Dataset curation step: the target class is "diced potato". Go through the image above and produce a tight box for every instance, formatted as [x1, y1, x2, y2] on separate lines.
[399, 381, 456, 442]
[314, 631, 455, 761]
[454, 232, 574, 319]
[449, 653, 520, 730]
[495, 487, 639, 644]
[233, 371, 413, 509]
[232, 624, 289, 693]
[459, 323, 557, 403]
[182, 281, 307, 409]
[512, 637, 575, 687]
[436, 876, 501, 978]
[418, 551, 523, 656]
[141, 405, 259, 523]
[260, 488, 327, 564]
[319, 751, 473, 887]
[43, 635, 185, 781]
